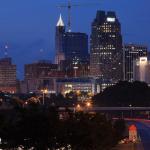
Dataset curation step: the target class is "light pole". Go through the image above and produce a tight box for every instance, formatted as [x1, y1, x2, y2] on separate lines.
[121, 111, 124, 119]
[148, 111, 150, 119]
[129, 104, 132, 118]
[41, 89, 48, 105]
[86, 102, 92, 112]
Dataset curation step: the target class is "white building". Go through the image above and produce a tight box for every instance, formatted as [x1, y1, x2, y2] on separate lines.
[134, 57, 150, 83]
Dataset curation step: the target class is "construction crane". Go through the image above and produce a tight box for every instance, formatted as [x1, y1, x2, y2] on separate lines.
[57, 0, 75, 32]
[57, 0, 101, 32]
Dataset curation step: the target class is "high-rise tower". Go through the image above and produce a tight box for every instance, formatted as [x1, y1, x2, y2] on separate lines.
[55, 14, 65, 64]
[124, 44, 147, 81]
[62, 32, 88, 64]
[90, 11, 123, 82]
[55, 14, 89, 77]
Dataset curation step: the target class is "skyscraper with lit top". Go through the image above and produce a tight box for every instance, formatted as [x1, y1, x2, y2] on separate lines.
[90, 11, 123, 82]
[55, 14, 89, 77]
[55, 14, 65, 65]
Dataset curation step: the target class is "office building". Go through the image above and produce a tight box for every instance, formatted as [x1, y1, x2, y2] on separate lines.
[0, 57, 17, 93]
[90, 11, 123, 82]
[134, 57, 150, 83]
[62, 32, 88, 64]
[56, 78, 94, 95]
[56, 77, 113, 95]
[60, 58, 90, 78]
[24, 60, 65, 93]
[55, 14, 65, 65]
[55, 14, 89, 73]
[124, 44, 147, 81]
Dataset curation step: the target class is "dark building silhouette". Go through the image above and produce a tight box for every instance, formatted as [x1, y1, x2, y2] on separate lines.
[24, 60, 65, 93]
[124, 44, 147, 81]
[55, 14, 89, 77]
[90, 11, 123, 82]
[62, 32, 88, 64]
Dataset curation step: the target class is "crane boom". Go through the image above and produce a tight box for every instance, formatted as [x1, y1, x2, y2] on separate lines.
[57, 0, 101, 32]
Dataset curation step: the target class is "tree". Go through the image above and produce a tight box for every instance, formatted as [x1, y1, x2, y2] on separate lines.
[0, 106, 125, 150]
[93, 81, 150, 107]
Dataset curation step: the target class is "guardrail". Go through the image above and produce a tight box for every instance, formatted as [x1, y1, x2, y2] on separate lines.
[59, 107, 150, 111]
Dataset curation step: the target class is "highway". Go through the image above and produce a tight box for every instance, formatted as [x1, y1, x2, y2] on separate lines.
[59, 107, 150, 111]
[127, 119, 150, 150]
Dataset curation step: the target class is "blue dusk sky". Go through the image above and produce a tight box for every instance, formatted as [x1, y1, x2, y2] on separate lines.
[0, 0, 149, 79]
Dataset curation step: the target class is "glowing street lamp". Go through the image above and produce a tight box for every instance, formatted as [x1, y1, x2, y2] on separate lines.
[85, 102, 92, 112]
[86, 102, 91, 107]
[129, 104, 133, 118]
[77, 104, 81, 109]
[41, 89, 48, 105]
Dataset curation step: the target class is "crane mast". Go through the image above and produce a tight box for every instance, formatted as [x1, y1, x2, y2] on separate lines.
[68, 0, 71, 32]
[57, 0, 100, 32]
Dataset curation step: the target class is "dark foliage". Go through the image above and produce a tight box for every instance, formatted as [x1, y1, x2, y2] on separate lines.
[0, 106, 124, 150]
[93, 81, 150, 107]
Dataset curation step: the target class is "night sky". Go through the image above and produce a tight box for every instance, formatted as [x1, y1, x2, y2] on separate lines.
[0, 0, 149, 79]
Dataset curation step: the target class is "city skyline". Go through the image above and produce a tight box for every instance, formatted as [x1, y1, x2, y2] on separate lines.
[0, 0, 150, 79]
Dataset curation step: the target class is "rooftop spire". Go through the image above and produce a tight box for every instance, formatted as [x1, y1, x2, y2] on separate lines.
[56, 14, 64, 27]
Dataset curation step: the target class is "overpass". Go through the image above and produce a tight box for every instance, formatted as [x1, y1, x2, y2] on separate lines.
[59, 107, 150, 111]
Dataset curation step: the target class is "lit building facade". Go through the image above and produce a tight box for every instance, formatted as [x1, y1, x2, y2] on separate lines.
[90, 11, 123, 82]
[134, 57, 150, 83]
[124, 44, 147, 81]
[60, 58, 90, 78]
[56, 78, 114, 95]
[0, 57, 17, 93]
[94, 79, 114, 93]
[56, 78, 94, 95]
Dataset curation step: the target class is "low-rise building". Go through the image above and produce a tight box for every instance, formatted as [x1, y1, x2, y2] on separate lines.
[23, 60, 65, 93]
[0, 57, 17, 93]
[56, 78, 114, 95]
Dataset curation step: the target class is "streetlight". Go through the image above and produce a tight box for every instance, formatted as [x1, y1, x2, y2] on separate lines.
[129, 104, 133, 118]
[41, 89, 48, 105]
[76, 104, 81, 112]
[86, 101, 92, 112]
[147, 111, 150, 119]
[86, 102, 91, 107]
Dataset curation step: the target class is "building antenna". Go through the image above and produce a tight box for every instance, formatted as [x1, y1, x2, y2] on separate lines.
[4, 45, 8, 58]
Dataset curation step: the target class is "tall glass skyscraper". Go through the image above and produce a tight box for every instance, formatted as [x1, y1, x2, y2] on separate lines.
[90, 11, 123, 82]
[62, 32, 88, 64]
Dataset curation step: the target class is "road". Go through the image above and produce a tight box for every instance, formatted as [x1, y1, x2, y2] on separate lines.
[127, 119, 150, 150]
[113, 143, 135, 150]
[59, 107, 150, 111]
